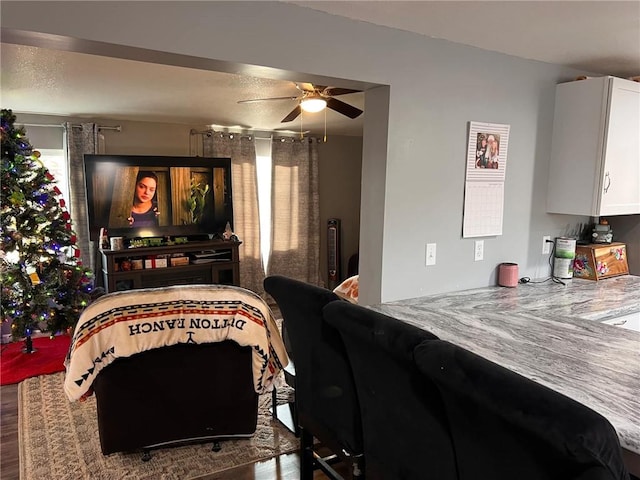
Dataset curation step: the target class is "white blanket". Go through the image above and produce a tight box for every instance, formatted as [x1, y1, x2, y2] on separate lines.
[64, 284, 289, 402]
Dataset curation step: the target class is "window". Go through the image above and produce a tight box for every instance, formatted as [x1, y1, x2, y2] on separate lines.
[37, 148, 69, 205]
[21, 124, 69, 207]
[255, 137, 272, 274]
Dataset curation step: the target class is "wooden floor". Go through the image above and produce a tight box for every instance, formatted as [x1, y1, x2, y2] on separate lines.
[0, 384, 19, 479]
[0, 382, 348, 480]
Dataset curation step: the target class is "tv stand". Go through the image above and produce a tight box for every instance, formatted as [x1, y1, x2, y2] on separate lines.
[100, 240, 241, 293]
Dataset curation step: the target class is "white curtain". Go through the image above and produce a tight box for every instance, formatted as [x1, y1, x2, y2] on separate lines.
[203, 134, 264, 294]
[65, 123, 100, 278]
[268, 138, 321, 285]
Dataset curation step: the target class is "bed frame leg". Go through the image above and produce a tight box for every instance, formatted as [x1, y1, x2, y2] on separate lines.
[211, 440, 222, 452]
[141, 449, 152, 462]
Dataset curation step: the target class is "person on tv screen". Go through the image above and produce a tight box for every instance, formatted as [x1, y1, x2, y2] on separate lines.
[128, 170, 159, 227]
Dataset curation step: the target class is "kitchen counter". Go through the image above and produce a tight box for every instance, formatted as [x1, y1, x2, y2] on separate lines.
[370, 275, 640, 465]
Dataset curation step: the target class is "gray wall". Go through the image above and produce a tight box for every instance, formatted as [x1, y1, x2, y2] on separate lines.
[4, 1, 607, 304]
[318, 137, 363, 286]
[608, 215, 640, 275]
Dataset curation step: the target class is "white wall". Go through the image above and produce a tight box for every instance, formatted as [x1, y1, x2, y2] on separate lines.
[2, 1, 595, 304]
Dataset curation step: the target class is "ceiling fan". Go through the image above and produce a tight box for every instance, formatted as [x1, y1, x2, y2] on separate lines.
[237, 83, 363, 123]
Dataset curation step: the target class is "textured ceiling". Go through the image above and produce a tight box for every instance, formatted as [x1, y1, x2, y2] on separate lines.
[0, 42, 366, 137]
[2, 1, 638, 137]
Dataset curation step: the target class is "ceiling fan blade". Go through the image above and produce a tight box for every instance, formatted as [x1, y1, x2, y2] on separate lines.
[322, 87, 361, 96]
[281, 105, 302, 123]
[237, 96, 299, 104]
[326, 97, 363, 119]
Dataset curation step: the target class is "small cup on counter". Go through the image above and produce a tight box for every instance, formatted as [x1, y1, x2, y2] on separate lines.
[498, 262, 519, 287]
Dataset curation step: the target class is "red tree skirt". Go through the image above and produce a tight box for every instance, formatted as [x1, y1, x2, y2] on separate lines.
[0, 335, 71, 386]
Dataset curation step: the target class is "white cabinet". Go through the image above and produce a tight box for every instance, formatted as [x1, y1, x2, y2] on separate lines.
[547, 76, 640, 216]
[601, 312, 640, 333]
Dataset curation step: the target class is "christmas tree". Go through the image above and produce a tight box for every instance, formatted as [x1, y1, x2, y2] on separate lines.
[1, 109, 93, 342]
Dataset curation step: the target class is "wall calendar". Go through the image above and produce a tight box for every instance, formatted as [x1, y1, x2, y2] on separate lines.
[463, 121, 511, 238]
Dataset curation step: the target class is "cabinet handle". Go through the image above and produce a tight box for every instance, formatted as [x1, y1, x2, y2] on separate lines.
[603, 172, 611, 193]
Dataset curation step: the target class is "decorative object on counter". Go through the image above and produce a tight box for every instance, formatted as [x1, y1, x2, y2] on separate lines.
[591, 218, 614, 244]
[99, 228, 110, 250]
[144, 255, 168, 269]
[498, 263, 519, 287]
[552, 237, 576, 280]
[169, 254, 190, 267]
[130, 259, 143, 270]
[219, 221, 240, 242]
[146, 237, 163, 247]
[109, 236, 124, 251]
[128, 236, 192, 248]
[573, 243, 629, 281]
[128, 238, 143, 248]
[128, 237, 163, 248]
[223, 221, 234, 240]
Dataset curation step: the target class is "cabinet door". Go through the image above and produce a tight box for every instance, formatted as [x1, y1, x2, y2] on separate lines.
[547, 78, 609, 216]
[599, 78, 640, 215]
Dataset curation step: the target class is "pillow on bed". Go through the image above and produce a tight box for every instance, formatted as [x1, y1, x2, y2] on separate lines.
[333, 275, 359, 303]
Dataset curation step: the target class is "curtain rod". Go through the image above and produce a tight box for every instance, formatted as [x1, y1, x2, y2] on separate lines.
[19, 122, 121, 132]
[190, 128, 321, 143]
[20, 123, 122, 132]
[71, 124, 121, 132]
[190, 128, 253, 140]
[19, 123, 64, 129]
[273, 136, 322, 143]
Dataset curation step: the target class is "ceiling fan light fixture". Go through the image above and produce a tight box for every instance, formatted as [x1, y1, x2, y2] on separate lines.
[300, 96, 327, 113]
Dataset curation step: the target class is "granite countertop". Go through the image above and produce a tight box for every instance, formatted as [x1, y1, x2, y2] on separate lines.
[370, 275, 640, 456]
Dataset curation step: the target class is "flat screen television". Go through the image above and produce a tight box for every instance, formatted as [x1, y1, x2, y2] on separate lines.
[83, 155, 233, 241]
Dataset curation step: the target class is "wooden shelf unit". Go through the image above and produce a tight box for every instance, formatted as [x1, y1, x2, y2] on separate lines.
[100, 240, 241, 293]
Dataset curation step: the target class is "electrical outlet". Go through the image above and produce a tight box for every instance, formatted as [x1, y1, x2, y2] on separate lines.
[542, 235, 552, 254]
[426, 243, 436, 266]
[474, 240, 484, 261]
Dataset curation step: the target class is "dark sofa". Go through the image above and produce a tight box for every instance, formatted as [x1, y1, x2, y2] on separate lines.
[92, 340, 259, 456]
[65, 284, 290, 458]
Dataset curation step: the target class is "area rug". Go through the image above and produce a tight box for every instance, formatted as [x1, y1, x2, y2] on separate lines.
[1, 335, 71, 386]
[19, 372, 298, 480]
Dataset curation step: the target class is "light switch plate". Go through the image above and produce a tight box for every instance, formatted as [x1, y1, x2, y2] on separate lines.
[474, 240, 484, 261]
[426, 243, 436, 266]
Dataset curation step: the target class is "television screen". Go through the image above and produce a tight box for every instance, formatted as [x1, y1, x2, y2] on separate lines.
[83, 155, 233, 241]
